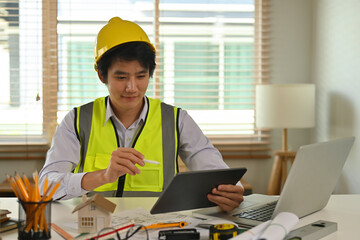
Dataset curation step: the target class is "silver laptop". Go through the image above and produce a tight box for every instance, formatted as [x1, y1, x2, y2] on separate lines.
[193, 137, 355, 228]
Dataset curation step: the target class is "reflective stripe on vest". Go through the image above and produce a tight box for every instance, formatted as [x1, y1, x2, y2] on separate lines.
[74, 96, 179, 197]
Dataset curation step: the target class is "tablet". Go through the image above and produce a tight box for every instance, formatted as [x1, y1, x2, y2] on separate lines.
[150, 168, 247, 214]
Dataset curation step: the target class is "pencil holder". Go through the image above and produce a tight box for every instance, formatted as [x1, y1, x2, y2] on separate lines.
[18, 200, 52, 240]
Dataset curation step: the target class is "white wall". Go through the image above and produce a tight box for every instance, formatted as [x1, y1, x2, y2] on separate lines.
[269, 0, 314, 151]
[231, 0, 360, 195]
[227, 0, 314, 194]
[312, 0, 360, 193]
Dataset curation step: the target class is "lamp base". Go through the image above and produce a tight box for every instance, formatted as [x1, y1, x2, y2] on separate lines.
[267, 150, 296, 195]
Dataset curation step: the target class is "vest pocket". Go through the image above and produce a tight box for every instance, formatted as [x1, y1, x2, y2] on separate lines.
[126, 168, 162, 192]
[83, 153, 111, 171]
[89, 153, 118, 192]
[93, 153, 111, 169]
[89, 153, 162, 192]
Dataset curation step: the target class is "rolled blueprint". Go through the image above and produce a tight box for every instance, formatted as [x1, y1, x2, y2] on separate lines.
[257, 212, 299, 240]
[229, 220, 271, 240]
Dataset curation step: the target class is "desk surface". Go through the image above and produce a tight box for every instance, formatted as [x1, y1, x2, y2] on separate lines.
[1, 194, 359, 239]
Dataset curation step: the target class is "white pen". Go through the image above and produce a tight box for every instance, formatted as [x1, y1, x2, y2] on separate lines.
[143, 159, 160, 165]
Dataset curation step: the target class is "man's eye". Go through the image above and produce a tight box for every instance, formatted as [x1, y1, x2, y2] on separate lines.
[137, 75, 146, 79]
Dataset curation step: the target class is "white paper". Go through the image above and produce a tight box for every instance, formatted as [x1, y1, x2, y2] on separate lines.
[62, 207, 205, 239]
[112, 207, 205, 240]
[229, 220, 271, 240]
[257, 212, 299, 240]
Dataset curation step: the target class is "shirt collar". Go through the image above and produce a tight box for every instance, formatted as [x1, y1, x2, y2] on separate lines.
[104, 96, 148, 127]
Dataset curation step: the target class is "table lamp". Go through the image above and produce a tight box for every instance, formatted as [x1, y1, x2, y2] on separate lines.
[256, 84, 315, 195]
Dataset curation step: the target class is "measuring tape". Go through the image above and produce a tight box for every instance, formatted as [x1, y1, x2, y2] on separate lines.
[210, 224, 238, 240]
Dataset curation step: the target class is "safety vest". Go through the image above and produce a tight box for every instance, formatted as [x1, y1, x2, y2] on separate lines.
[73, 96, 180, 197]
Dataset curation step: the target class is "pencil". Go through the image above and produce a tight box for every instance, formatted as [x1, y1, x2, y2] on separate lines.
[23, 173, 32, 193]
[91, 221, 135, 240]
[45, 179, 61, 201]
[143, 159, 160, 165]
[141, 221, 188, 230]
[33, 171, 40, 201]
[25, 179, 57, 231]
[51, 223, 74, 240]
[24, 182, 54, 231]
[8, 173, 62, 236]
[6, 174, 20, 199]
[14, 175, 30, 201]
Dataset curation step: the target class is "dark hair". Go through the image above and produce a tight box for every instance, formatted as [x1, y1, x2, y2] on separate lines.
[97, 41, 156, 82]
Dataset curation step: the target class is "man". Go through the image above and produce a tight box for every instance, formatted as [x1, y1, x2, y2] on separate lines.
[39, 17, 244, 212]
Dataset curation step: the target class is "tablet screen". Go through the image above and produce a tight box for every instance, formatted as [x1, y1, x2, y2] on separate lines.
[150, 168, 247, 214]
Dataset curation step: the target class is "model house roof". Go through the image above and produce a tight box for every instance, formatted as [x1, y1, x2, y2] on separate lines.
[72, 194, 116, 214]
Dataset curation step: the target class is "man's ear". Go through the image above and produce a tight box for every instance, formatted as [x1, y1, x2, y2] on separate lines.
[97, 70, 106, 84]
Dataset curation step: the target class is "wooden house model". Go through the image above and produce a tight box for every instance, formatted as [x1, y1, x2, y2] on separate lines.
[72, 194, 116, 233]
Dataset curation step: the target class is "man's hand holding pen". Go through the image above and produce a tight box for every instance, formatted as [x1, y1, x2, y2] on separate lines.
[104, 148, 145, 183]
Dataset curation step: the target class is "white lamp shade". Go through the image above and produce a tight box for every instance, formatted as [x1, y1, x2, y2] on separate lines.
[256, 84, 315, 128]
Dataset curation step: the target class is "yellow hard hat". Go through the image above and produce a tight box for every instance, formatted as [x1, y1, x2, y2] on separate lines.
[94, 17, 156, 70]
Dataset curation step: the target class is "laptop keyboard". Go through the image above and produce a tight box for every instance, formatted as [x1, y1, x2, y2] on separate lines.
[232, 201, 277, 222]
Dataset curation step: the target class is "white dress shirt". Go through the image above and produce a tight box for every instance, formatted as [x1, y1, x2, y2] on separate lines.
[39, 97, 230, 200]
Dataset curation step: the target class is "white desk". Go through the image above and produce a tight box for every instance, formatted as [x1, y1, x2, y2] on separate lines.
[1, 194, 359, 239]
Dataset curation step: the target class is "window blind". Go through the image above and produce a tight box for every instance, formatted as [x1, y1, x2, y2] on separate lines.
[152, 0, 271, 158]
[0, 0, 271, 160]
[0, 0, 50, 160]
[0, 0, 44, 142]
